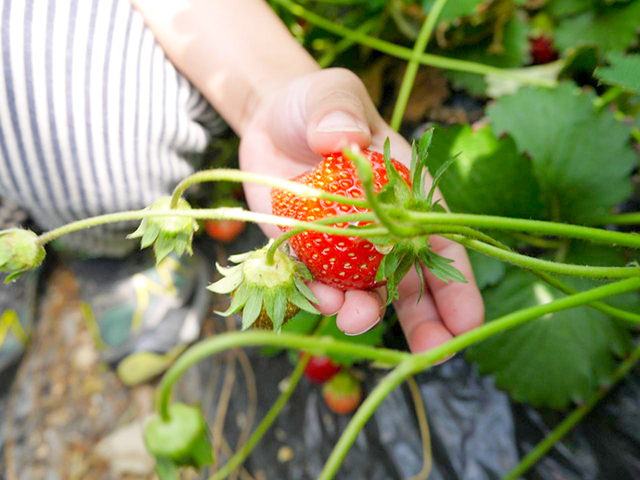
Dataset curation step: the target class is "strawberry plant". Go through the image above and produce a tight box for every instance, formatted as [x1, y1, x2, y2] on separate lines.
[3, 0, 640, 479]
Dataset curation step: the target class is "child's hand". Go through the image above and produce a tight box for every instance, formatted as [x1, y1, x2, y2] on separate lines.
[240, 68, 484, 353]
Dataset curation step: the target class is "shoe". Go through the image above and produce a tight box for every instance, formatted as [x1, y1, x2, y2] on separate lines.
[70, 250, 211, 386]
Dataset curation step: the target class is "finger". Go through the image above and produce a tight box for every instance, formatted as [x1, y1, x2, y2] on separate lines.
[336, 289, 385, 336]
[424, 236, 484, 336]
[306, 69, 383, 155]
[306, 281, 345, 316]
[393, 267, 455, 353]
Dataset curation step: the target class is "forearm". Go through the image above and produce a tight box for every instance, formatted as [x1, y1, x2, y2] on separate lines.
[130, 0, 319, 134]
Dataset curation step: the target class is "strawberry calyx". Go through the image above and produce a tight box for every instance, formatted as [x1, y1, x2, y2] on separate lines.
[208, 241, 320, 332]
[128, 196, 199, 263]
[346, 129, 467, 303]
[0, 228, 46, 282]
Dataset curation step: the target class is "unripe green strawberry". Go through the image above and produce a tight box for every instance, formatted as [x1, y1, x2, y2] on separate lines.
[322, 371, 363, 415]
[0, 228, 45, 282]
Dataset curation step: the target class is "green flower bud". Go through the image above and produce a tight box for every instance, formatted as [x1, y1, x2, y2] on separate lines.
[128, 197, 199, 263]
[144, 403, 213, 470]
[0, 229, 46, 282]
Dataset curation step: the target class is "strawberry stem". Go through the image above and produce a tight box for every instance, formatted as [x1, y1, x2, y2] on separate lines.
[344, 147, 416, 237]
[169, 169, 368, 210]
[319, 277, 640, 479]
[272, 0, 557, 89]
[390, 0, 448, 131]
[447, 234, 640, 280]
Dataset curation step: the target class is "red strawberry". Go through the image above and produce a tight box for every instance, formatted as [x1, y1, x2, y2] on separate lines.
[530, 35, 558, 65]
[271, 150, 411, 290]
[302, 354, 342, 384]
[322, 371, 363, 415]
[204, 219, 245, 243]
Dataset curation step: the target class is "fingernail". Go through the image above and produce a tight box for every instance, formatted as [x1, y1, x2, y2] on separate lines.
[344, 316, 381, 336]
[316, 111, 366, 133]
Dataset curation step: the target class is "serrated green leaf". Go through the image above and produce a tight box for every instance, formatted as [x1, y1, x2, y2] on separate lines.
[595, 53, 640, 94]
[488, 83, 636, 222]
[318, 317, 386, 366]
[444, 16, 530, 95]
[555, 0, 640, 53]
[241, 289, 264, 330]
[466, 265, 632, 409]
[427, 124, 545, 219]
[468, 250, 507, 290]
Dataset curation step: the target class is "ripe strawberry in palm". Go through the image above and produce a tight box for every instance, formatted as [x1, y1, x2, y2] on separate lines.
[271, 150, 411, 290]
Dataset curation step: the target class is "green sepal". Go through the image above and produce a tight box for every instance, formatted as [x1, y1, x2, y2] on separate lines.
[215, 281, 250, 317]
[228, 251, 253, 263]
[154, 233, 177, 264]
[293, 275, 320, 304]
[144, 403, 213, 470]
[139, 222, 161, 248]
[293, 260, 314, 281]
[386, 252, 416, 305]
[155, 457, 179, 480]
[382, 137, 412, 205]
[207, 268, 243, 294]
[241, 287, 264, 330]
[414, 259, 426, 303]
[264, 287, 287, 332]
[412, 128, 434, 197]
[375, 245, 408, 283]
[425, 152, 460, 210]
[288, 286, 320, 314]
[419, 250, 467, 284]
[215, 263, 242, 277]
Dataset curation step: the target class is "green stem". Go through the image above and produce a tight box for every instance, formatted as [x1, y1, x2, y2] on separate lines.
[390, 0, 447, 130]
[271, 0, 557, 88]
[169, 169, 367, 209]
[511, 232, 566, 249]
[583, 212, 640, 226]
[318, 360, 418, 480]
[344, 147, 413, 237]
[503, 341, 640, 480]
[317, 15, 380, 68]
[411, 277, 640, 369]
[313, 278, 640, 479]
[265, 212, 383, 264]
[156, 331, 410, 420]
[36, 208, 382, 248]
[447, 234, 640, 280]
[400, 211, 640, 249]
[210, 316, 334, 479]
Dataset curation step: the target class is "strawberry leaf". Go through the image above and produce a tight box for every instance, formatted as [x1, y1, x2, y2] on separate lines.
[466, 261, 634, 409]
[488, 83, 636, 222]
[555, 0, 640, 53]
[595, 52, 640, 94]
[426, 124, 545, 219]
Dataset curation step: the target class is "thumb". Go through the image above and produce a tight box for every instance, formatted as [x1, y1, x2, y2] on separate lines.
[305, 69, 376, 155]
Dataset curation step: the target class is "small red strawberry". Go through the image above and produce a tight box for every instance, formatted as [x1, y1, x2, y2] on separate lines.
[271, 150, 411, 290]
[322, 371, 363, 415]
[530, 35, 558, 65]
[302, 354, 342, 384]
[204, 219, 245, 243]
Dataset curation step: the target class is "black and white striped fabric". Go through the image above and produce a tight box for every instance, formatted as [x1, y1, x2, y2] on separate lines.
[0, 0, 225, 256]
